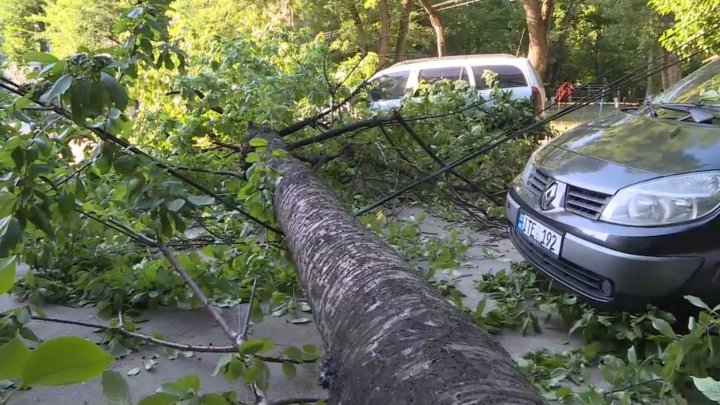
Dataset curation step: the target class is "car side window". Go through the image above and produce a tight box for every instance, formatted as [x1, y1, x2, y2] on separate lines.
[369, 71, 409, 101]
[472, 65, 528, 89]
[417, 67, 469, 84]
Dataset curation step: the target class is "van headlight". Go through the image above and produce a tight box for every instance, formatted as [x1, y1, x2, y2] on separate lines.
[600, 171, 720, 226]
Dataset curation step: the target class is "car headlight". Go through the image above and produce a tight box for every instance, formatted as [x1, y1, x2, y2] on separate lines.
[601, 171, 720, 226]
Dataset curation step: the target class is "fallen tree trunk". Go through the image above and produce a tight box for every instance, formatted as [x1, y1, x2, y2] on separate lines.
[265, 133, 544, 404]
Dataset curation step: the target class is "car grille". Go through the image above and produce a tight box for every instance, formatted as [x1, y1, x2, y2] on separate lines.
[509, 227, 611, 302]
[565, 186, 612, 220]
[525, 168, 550, 196]
[525, 167, 612, 220]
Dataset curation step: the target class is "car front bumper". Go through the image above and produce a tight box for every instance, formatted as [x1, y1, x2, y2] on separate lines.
[506, 185, 711, 309]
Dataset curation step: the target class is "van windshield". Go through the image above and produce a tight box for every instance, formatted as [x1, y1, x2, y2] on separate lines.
[369, 71, 408, 101]
[653, 58, 720, 106]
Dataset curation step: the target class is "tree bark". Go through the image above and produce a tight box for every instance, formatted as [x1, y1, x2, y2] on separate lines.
[378, 0, 392, 67]
[661, 49, 682, 90]
[523, 0, 554, 80]
[264, 133, 544, 404]
[418, 0, 447, 57]
[394, 0, 414, 62]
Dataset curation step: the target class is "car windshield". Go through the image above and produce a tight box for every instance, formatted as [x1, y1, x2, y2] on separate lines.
[652, 58, 720, 106]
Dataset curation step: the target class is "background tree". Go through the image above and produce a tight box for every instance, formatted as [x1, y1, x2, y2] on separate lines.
[650, 0, 720, 57]
[38, 0, 130, 57]
[0, 0, 47, 63]
[523, 0, 554, 80]
[418, 0, 447, 57]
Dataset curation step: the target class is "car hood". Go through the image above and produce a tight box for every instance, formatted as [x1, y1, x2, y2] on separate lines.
[547, 111, 720, 175]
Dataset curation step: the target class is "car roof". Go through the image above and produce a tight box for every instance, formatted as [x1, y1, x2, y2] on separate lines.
[373, 54, 531, 77]
[390, 54, 521, 67]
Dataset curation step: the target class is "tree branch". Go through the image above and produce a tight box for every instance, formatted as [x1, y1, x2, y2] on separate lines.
[287, 116, 395, 150]
[157, 240, 241, 346]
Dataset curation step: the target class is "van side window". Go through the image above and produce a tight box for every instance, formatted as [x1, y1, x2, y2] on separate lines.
[418, 67, 469, 84]
[472, 65, 527, 89]
[369, 71, 409, 100]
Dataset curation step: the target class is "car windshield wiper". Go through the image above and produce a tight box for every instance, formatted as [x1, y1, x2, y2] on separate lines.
[649, 102, 720, 124]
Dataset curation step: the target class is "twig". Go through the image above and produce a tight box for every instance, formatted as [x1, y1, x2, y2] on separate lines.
[156, 240, 241, 346]
[287, 116, 395, 150]
[175, 166, 244, 179]
[242, 278, 258, 340]
[268, 398, 325, 405]
[75, 207, 156, 246]
[603, 378, 664, 396]
[14, 314, 238, 352]
[393, 111, 482, 194]
[56, 160, 94, 186]
[6, 313, 314, 363]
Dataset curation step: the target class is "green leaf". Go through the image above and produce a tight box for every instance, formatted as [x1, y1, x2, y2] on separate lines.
[24, 51, 59, 63]
[685, 295, 711, 311]
[200, 393, 232, 405]
[187, 196, 215, 206]
[58, 190, 75, 217]
[0, 256, 17, 295]
[0, 338, 31, 380]
[101, 371, 131, 405]
[158, 375, 200, 396]
[166, 199, 185, 212]
[282, 362, 296, 380]
[22, 336, 113, 386]
[0, 217, 23, 257]
[283, 347, 303, 363]
[651, 318, 677, 338]
[251, 358, 270, 391]
[40, 74, 73, 103]
[113, 156, 137, 175]
[100, 72, 129, 111]
[249, 138, 268, 147]
[239, 339, 266, 355]
[137, 393, 178, 405]
[692, 376, 720, 402]
[69, 79, 92, 125]
[245, 152, 260, 163]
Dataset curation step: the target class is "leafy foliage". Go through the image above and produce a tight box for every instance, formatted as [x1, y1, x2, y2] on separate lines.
[476, 263, 720, 403]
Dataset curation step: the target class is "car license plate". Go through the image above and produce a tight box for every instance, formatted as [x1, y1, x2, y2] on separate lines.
[516, 211, 562, 256]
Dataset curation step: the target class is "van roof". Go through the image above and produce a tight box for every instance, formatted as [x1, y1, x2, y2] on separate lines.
[390, 54, 521, 67]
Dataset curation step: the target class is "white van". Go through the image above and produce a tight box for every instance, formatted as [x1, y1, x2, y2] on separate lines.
[368, 54, 547, 112]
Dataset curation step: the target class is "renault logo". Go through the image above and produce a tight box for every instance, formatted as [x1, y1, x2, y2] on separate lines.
[540, 182, 558, 210]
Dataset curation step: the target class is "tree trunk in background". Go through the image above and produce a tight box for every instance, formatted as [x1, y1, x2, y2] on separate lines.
[523, 0, 554, 81]
[418, 0, 446, 57]
[378, 0, 391, 67]
[265, 133, 544, 404]
[349, 4, 368, 53]
[661, 49, 682, 89]
[646, 47, 656, 99]
[394, 0, 414, 62]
